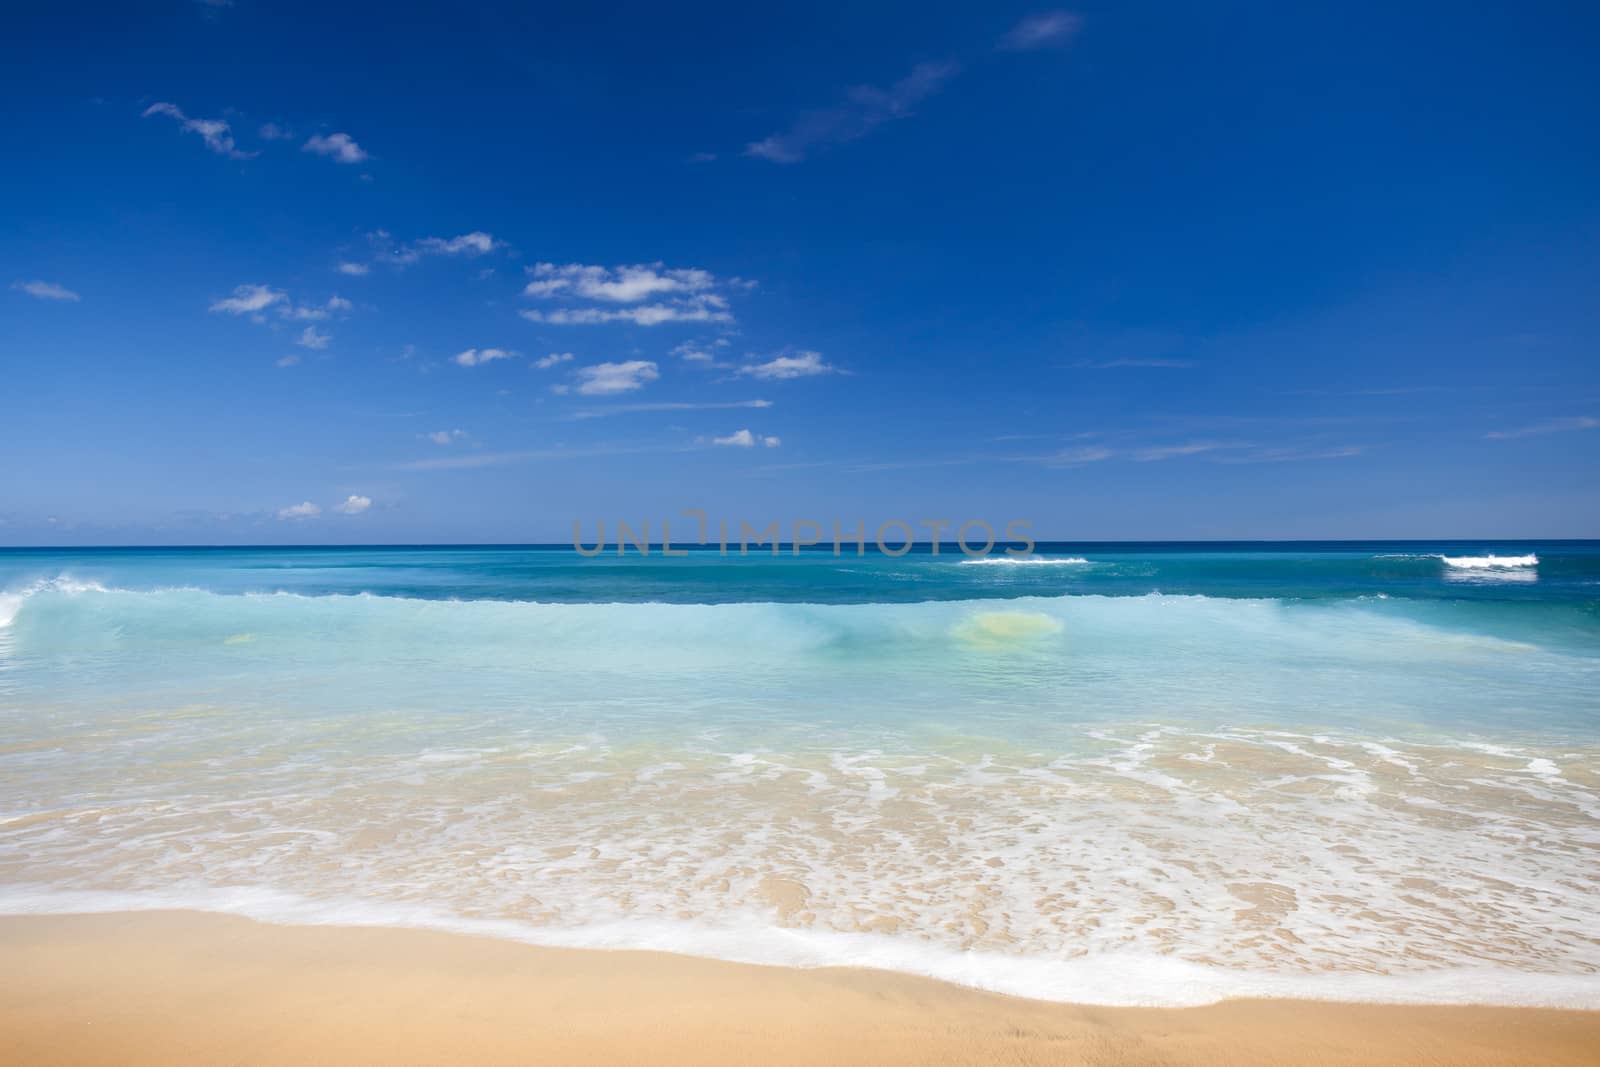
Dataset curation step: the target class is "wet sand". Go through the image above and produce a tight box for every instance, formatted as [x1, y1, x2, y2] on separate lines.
[2, 911, 1596, 1066]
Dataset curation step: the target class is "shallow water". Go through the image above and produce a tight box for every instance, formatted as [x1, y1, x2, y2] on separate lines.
[1, 543, 1597, 1005]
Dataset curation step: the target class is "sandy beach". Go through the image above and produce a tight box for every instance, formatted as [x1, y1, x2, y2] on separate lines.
[2, 912, 1595, 1066]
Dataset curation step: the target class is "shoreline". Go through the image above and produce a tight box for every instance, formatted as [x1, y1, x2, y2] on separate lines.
[4, 912, 1598, 1066]
[5, 890, 1598, 1010]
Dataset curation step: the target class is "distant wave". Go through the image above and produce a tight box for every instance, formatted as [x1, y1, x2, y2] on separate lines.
[1372, 553, 1540, 570]
[959, 556, 1090, 566]
[1439, 554, 1538, 570]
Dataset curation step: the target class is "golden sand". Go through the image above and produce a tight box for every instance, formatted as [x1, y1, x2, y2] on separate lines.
[2, 912, 1596, 1066]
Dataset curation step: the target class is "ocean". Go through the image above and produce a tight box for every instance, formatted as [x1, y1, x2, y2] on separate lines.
[1, 542, 1597, 1007]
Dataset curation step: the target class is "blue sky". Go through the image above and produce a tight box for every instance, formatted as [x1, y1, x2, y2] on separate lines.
[3, 1, 1597, 544]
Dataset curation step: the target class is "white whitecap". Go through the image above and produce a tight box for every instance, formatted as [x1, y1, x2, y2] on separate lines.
[1438, 554, 1538, 569]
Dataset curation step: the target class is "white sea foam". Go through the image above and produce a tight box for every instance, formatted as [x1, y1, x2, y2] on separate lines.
[0, 884, 1595, 1009]
[4, 726, 1599, 1008]
[1439, 554, 1538, 569]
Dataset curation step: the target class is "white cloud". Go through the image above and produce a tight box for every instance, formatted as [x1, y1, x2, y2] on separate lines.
[369, 230, 501, 267]
[520, 298, 731, 327]
[573, 360, 660, 395]
[524, 262, 715, 303]
[336, 261, 370, 276]
[12, 280, 80, 302]
[737, 351, 836, 380]
[414, 232, 497, 256]
[142, 102, 256, 159]
[296, 325, 331, 350]
[1485, 416, 1599, 440]
[534, 351, 574, 369]
[672, 338, 731, 364]
[302, 132, 368, 164]
[520, 263, 740, 326]
[999, 11, 1083, 51]
[209, 283, 286, 314]
[258, 122, 293, 141]
[335, 494, 372, 515]
[422, 429, 467, 445]
[746, 61, 959, 164]
[452, 347, 515, 367]
[711, 429, 783, 448]
[568, 399, 771, 420]
[283, 295, 352, 321]
[277, 501, 321, 520]
[276, 354, 301, 368]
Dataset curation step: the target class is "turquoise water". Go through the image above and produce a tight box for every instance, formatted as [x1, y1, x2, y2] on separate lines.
[1, 543, 1597, 1005]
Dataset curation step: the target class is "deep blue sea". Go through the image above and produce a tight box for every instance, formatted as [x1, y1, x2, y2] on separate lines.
[1, 542, 1597, 1006]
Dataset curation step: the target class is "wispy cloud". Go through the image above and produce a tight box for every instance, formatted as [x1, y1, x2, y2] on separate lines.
[737, 351, 837, 380]
[1006, 445, 1117, 467]
[534, 352, 575, 369]
[672, 339, 732, 364]
[524, 263, 714, 303]
[572, 360, 660, 395]
[1067, 358, 1196, 369]
[568, 399, 772, 420]
[335, 494, 372, 514]
[1005, 437, 1363, 466]
[367, 230, 502, 268]
[421, 429, 468, 445]
[142, 102, 256, 159]
[391, 443, 657, 472]
[303, 132, 368, 164]
[452, 347, 515, 367]
[276, 501, 320, 520]
[998, 11, 1083, 51]
[1485, 416, 1599, 440]
[12, 280, 80, 302]
[210, 283, 286, 315]
[711, 429, 781, 448]
[336, 261, 370, 276]
[209, 286, 352, 341]
[521, 301, 732, 326]
[283, 295, 352, 321]
[414, 233, 497, 256]
[1212, 445, 1366, 464]
[746, 60, 960, 164]
[1131, 440, 1243, 461]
